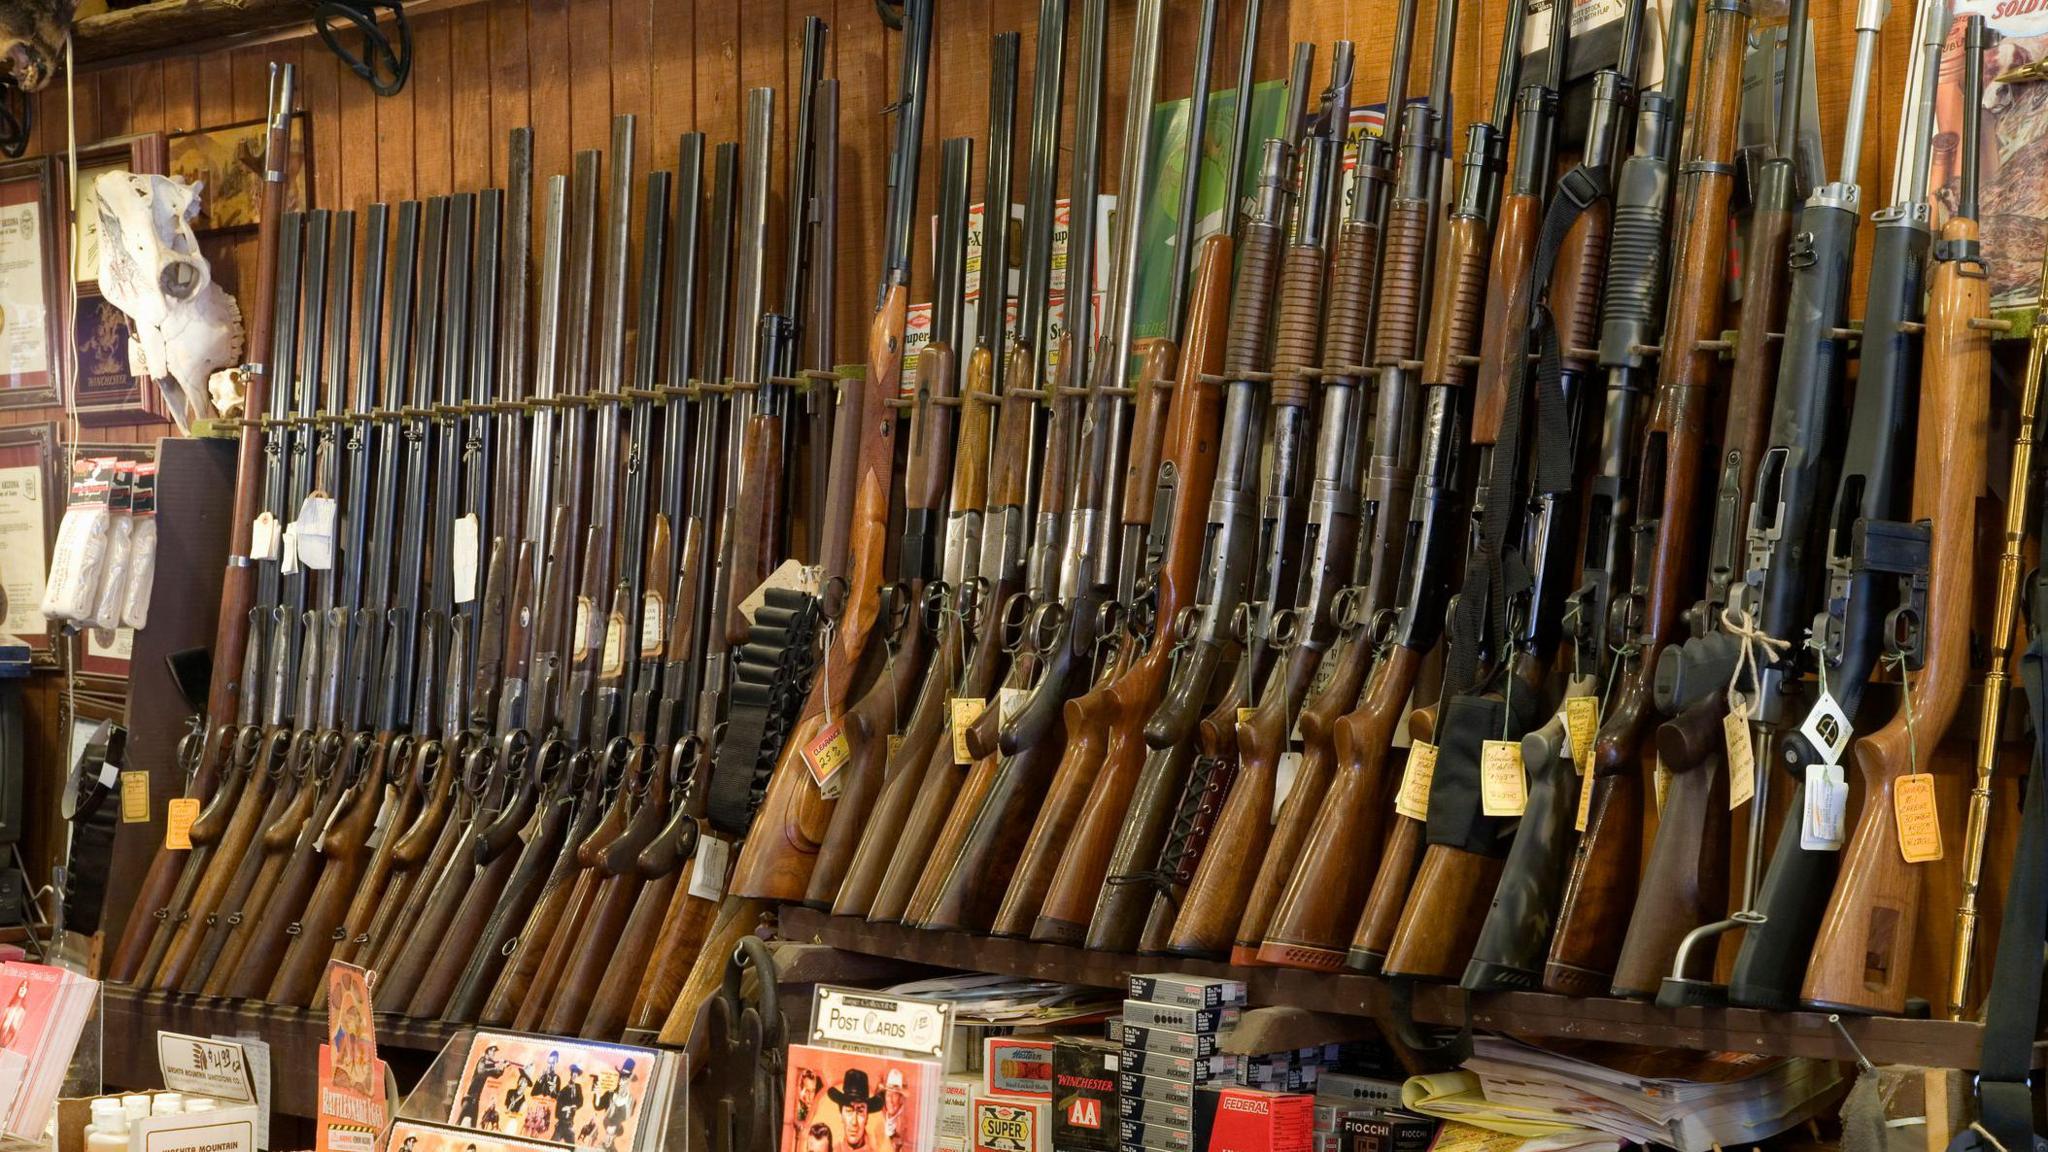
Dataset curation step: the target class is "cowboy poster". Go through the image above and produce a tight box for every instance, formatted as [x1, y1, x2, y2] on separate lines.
[447, 1033, 656, 1152]
[784, 1044, 941, 1152]
[388, 1118, 563, 1152]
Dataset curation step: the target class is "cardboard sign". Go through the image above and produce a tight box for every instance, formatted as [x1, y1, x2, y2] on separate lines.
[811, 986, 953, 1059]
[134, 1106, 260, 1152]
[157, 1033, 258, 1104]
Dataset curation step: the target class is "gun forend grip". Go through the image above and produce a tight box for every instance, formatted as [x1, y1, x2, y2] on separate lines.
[1374, 197, 1434, 365]
[1269, 245, 1329, 409]
[1419, 213, 1490, 391]
[1464, 710, 1581, 991]
[1145, 641, 1224, 750]
[1597, 156, 1673, 368]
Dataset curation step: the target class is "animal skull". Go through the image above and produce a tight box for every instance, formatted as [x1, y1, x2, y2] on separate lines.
[94, 171, 243, 430]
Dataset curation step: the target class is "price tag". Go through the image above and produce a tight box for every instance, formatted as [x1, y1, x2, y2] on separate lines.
[295, 494, 338, 570]
[600, 612, 627, 677]
[688, 834, 731, 902]
[1574, 768, 1594, 832]
[574, 596, 595, 656]
[951, 697, 987, 764]
[1725, 712, 1756, 810]
[279, 522, 301, 574]
[888, 733, 905, 762]
[250, 511, 281, 561]
[804, 718, 852, 797]
[1564, 696, 1599, 768]
[451, 512, 480, 602]
[1800, 691, 1854, 766]
[1395, 741, 1437, 821]
[1654, 758, 1671, 814]
[1801, 763, 1849, 850]
[165, 797, 200, 849]
[998, 685, 1028, 725]
[1237, 707, 1258, 731]
[1274, 751, 1304, 822]
[119, 770, 150, 823]
[1894, 773, 1943, 862]
[641, 592, 666, 654]
[1480, 740, 1527, 817]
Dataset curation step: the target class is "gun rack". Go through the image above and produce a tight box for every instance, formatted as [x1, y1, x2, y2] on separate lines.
[775, 906, 2041, 1072]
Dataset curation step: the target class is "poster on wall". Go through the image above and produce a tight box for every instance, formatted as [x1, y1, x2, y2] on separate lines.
[168, 114, 311, 233]
[0, 425, 55, 664]
[0, 159, 57, 409]
[1946, 0, 2048, 312]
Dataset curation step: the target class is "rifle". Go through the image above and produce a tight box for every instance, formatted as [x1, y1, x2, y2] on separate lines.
[1251, 0, 1479, 971]
[991, 0, 1170, 940]
[1464, 0, 1690, 993]
[833, 31, 1017, 924]
[1161, 44, 1356, 959]
[1626, 0, 1883, 1007]
[1228, 1, 1409, 967]
[1379, 0, 1570, 984]
[1542, 0, 1751, 995]
[802, 135, 968, 909]
[1725, 0, 1946, 1010]
[1800, 14, 1989, 1015]
[110, 67, 296, 985]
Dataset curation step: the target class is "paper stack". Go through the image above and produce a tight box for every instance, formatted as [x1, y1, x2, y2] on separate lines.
[0, 960, 100, 1138]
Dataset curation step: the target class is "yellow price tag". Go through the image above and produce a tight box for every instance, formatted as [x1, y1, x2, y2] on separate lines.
[951, 697, 987, 764]
[1894, 772, 1944, 863]
[600, 611, 627, 677]
[1395, 741, 1437, 822]
[1480, 739, 1527, 817]
[1564, 696, 1599, 769]
[119, 771, 150, 824]
[1725, 712, 1756, 810]
[804, 719, 852, 798]
[1654, 757, 1671, 814]
[1574, 769, 1594, 832]
[1237, 707, 1258, 730]
[165, 798, 200, 850]
[887, 733, 904, 762]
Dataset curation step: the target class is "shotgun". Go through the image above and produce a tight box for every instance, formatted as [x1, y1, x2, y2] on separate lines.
[834, 30, 1019, 924]
[109, 67, 296, 984]
[1630, 0, 1887, 1007]
[1252, 0, 1476, 971]
[1164, 44, 1356, 959]
[1800, 15, 1989, 1016]
[1543, 0, 1752, 996]
[1474, 0, 1695, 992]
[1378, 0, 1571, 985]
[1726, 0, 1947, 1010]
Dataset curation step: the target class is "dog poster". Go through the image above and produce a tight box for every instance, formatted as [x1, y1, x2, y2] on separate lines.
[783, 1044, 941, 1152]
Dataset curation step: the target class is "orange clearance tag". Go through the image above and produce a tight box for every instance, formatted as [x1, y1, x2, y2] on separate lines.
[1480, 740, 1527, 817]
[1725, 712, 1756, 810]
[1395, 741, 1437, 822]
[1564, 696, 1599, 769]
[119, 771, 150, 823]
[1894, 773, 1944, 863]
[1575, 768, 1594, 832]
[165, 798, 200, 849]
[804, 719, 852, 798]
[951, 697, 987, 764]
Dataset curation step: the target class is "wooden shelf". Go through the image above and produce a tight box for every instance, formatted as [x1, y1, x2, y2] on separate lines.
[104, 985, 460, 1117]
[776, 907, 2037, 1071]
[73, 0, 491, 70]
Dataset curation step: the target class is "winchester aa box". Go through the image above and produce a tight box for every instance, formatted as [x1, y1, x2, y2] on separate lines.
[1126, 974, 1247, 1011]
[1337, 1111, 1438, 1152]
[1117, 1049, 1240, 1084]
[1051, 1036, 1119, 1152]
[1118, 1023, 1225, 1059]
[1120, 1001, 1240, 1034]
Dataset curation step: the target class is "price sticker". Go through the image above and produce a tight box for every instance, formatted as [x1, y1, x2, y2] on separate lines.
[451, 512, 479, 601]
[1274, 751, 1304, 822]
[1564, 696, 1599, 768]
[641, 592, 666, 654]
[1894, 772, 1943, 863]
[1395, 740, 1437, 821]
[574, 597, 595, 657]
[1574, 768, 1594, 832]
[165, 797, 200, 850]
[951, 697, 987, 764]
[688, 834, 731, 902]
[600, 611, 627, 677]
[804, 719, 852, 797]
[1654, 757, 1671, 815]
[1725, 712, 1756, 810]
[119, 770, 150, 823]
[888, 733, 904, 762]
[1801, 763, 1849, 850]
[1480, 740, 1527, 817]
[998, 685, 1029, 725]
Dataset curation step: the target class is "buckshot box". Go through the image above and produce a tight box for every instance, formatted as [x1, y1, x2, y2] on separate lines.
[1118, 1024, 1225, 1059]
[1117, 1118, 1196, 1152]
[1117, 1096, 1195, 1128]
[1118, 1070, 1198, 1108]
[1118, 1049, 1239, 1084]
[1336, 1111, 1438, 1152]
[1051, 1036, 1119, 1152]
[1197, 1088, 1313, 1152]
[1126, 974, 1248, 1011]
[972, 1089, 1053, 1152]
[1120, 1000, 1240, 1034]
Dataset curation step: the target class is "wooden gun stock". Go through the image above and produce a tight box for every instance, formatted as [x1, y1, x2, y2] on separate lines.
[123, 726, 243, 985]
[514, 778, 631, 1030]
[995, 651, 1130, 937]
[1544, 682, 1657, 993]
[1802, 214, 1986, 1015]
[146, 734, 278, 989]
[723, 415, 784, 648]
[655, 894, 766, 1049]
[223, 744, 352, 999]
[474, 790, 597, 1024]
[542, 751, 669, 1034]
[1258, 644, 1422, 969]
[628, 833, 729, 1033]
[269, 733, 407, 1004]
[196, 736, 322, 994]
[1609, 692, 1730, 997]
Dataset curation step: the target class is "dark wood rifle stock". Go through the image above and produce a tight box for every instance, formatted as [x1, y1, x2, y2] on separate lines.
[1800, 208, 1986, 1014]
[143, 719, 268, 988]
[541, 741, 667, 1033]
[1545, 0, 1749, 995]
[131, 721, 244, 986]
[223, 733, 355, 997]
[476, 769, 600, 1024]
[208, 738, 337, 995]
[183, 725, 313, 992]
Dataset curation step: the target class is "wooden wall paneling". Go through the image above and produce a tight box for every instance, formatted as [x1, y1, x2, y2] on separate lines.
[450, 5, 495, 197]
[832, 0, 884, 367]
[567, 0, 613, 160]
[527, 0, 573, 191]
[412, 14, 455, 199]
[614, 0, 656, 184]
[334, 41, 378, 213]
[649, 0, 693, 178]
[374, 41, 419, 203]
[491, 0, 533, 189]
[98, 66, 133, 137]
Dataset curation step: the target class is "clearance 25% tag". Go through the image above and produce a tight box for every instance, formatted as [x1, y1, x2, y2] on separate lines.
[804, 719, 853, 799]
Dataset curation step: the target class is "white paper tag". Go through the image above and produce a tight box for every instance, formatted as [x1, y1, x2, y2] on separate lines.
[250, 511, 281, 561]
[279, 523, 300, 575]
[688, 834, 731, 902]
[1801, 763, 1850, 850]
[1726, 712, 1756, 810]
[1799, 690, 1854, 766]
[998, 685, 1028, 725]
[573, 596, 594, 657]
[293, 494, 338, 570]
[1274, 751, 1304, 822]
[641, 591, 666, 654]
[452, 513, 480, 604]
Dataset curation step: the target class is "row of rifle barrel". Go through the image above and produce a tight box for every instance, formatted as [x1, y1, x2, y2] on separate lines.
[112, 0, 2042, 1047]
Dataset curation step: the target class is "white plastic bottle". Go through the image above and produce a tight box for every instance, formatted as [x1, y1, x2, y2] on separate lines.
[151, 1093, 185, 1115]
[121, 1095, 151, 1126]
[184, 1099, 217, 1114]
[86, 1099, 128, 1152]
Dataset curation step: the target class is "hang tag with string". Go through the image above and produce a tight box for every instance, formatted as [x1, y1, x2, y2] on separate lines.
[1480, 740, 1527, 817]
[1802, 763, 1849, 850]
[1395, 740, 1437, 821]
[1800, 634, 1854, 765]
[1885, 649, 1942, 863]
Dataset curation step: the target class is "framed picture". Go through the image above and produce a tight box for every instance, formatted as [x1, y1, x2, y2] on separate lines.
[71, 441, 153, 689]
[168, 113, 311, 232]
[0, 423, 58, 667]
[66, 134, 170, 426]
[0, 158, 59, 410]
